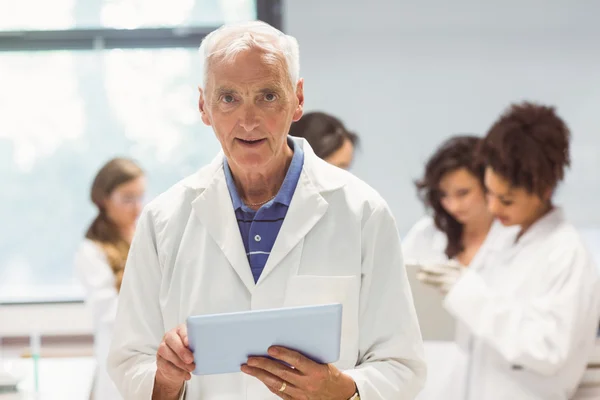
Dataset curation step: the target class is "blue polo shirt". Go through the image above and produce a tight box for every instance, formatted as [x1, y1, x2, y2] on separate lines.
[223, 138, 304, 283]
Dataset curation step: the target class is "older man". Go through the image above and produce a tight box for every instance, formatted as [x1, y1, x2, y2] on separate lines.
[107, 21, 426, 400]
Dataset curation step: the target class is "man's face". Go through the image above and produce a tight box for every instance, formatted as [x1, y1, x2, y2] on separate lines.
[199, 48, 304, 172]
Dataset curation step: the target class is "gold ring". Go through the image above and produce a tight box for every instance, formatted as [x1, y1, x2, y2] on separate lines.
[279, 381, 287, 392]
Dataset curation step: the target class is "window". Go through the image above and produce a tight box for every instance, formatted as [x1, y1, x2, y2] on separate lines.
[0, 0, 282, 303]
[0, 0, 257, 30]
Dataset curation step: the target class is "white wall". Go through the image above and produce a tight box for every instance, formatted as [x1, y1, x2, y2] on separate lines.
[284, 0, 600, 236]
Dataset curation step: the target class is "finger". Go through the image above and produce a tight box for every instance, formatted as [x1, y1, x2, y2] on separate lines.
[246, 356, 305, 387]
[241, 365, 301, 399]
[419, 266, 446, 275]
[417, 270, 442, 280]
[416, 272, 430, 281]
[268, 347, 316, 374]
[266, 384, 294, 400]
[165, 330, 194, 364]
[177, 324, 189, 347]
[417, 272, 438, 284]
[157, 357, 192, 382]
[158, 341, 196, 372]
[417, 272, 445, 285]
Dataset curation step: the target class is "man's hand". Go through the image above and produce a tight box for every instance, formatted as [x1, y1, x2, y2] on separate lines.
[152, 324, 195, 400]
[241, 346, 357, 399]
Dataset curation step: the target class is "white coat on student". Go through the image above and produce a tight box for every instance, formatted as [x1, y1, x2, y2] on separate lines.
[402, 216, 517, 400]
[402, 216, 514, 268]
[438, 101, 600, 399]
[444, 208, 600, 399]
[75, 157, 145, 400]
[107, 138, 427, 399]
[75, 240, 122, 400]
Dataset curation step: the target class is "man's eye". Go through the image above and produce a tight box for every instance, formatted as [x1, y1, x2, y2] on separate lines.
[264, 93, 277, 102]
[222, 95, 235, 103]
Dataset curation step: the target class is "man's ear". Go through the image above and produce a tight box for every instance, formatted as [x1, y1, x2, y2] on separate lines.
[292, 78, 304, 122]
[199, 87, 211, 126]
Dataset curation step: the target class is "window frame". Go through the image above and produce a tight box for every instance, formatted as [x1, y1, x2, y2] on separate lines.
[0, 0, 282, 52]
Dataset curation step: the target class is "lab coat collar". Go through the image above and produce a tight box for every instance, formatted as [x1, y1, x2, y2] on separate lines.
[184, 137, 349, 293]
[516, 206, 565, 246]
[181, 137, 348, 193]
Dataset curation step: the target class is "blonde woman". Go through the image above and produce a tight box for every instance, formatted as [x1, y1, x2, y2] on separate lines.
[75, 158, 145, 400]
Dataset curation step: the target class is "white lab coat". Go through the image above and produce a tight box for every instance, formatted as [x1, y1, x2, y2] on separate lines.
[443, 208, 600, 399]
[402, 216, 518, 400]
[402, 216, 449, 265]
[402, 216, 515, 267]
[107, 138, 427, 400]
[75, 239, 122, 400]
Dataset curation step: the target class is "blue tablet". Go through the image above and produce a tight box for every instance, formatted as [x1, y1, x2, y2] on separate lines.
[186, 303, 342, 375]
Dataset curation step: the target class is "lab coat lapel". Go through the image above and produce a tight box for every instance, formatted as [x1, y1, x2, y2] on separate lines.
[257, 171, 328, 284]
[191, 169, 255, 294]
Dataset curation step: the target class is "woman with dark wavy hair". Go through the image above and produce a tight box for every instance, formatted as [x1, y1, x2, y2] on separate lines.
[423, 102, 600, 399]
[75, 157, 145, 400]
[403, 135, 507, 269]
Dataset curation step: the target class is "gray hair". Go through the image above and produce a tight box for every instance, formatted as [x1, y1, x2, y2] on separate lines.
[198, 21, 300, 90]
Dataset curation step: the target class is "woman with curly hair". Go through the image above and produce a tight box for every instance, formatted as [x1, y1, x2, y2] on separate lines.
[428, 102, 600, 399]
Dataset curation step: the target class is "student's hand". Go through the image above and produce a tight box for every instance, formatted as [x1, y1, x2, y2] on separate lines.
[242, 346, 357, 399]
[153, 324, 195, 399]
[417, 262, 465, 294]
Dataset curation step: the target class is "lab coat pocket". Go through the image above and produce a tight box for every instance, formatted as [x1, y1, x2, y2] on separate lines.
[283, 275, 360, 369]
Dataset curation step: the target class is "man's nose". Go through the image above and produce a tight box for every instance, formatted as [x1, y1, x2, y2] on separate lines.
[239, 106, 260, 132]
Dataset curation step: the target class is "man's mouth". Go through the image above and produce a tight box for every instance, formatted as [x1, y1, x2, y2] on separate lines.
[237, 138, 266, 145]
